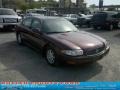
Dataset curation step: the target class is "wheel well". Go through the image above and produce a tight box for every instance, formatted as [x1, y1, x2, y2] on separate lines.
[16, 32, 20, 36]
[42, 44, 50, 57]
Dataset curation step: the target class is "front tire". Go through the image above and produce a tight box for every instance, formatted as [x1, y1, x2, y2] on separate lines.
[16, 33, 23, 45]
[45, 47, 59, 66]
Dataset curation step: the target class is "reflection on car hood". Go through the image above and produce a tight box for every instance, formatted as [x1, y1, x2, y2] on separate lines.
[47, 31, 105, 49]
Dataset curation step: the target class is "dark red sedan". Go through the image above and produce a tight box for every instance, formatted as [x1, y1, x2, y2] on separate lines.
[15, 16, 110, 66]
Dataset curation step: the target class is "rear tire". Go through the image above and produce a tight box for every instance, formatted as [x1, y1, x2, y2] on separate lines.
[16, 33, 23, 45]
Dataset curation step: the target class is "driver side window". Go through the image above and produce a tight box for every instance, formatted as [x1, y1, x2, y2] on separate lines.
[31, 19, 41, 30]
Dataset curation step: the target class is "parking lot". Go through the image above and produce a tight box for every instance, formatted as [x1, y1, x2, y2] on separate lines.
[0, 28, 120, 82]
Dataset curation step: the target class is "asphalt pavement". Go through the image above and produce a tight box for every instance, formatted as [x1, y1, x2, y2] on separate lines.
[0, 28, 120, 81]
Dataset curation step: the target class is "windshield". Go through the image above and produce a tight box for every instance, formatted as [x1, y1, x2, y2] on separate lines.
[0, 9, 17, 15]
[42, 18, 78, 33]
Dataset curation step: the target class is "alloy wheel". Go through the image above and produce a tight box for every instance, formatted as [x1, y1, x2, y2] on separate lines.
[46, 49, 55, 64]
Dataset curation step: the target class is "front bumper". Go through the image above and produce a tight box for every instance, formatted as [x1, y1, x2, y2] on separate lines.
[59, 47, 110, 64]
[0, 23, 19, 29]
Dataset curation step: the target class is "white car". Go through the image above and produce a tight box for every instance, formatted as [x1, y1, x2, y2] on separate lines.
[62, 14, 80, 25]
[0, 8, 22, 30]
[23, 13, 44, 19]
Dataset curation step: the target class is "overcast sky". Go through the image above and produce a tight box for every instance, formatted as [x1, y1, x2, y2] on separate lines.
[35, 0, 120, 6]
[84, 0, 120, 6]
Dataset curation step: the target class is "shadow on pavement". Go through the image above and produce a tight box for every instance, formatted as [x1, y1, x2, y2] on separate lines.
[0, 30, 14, 34]
[0, 41, 103, 81]
[114, 33, 120, 38]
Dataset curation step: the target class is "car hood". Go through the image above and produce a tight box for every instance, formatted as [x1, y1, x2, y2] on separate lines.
[0, 15, 20, 19]
[47, 31, 105, 50]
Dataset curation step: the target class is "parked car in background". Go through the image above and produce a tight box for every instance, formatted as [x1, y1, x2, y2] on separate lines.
[91, 11, 120, 30]
[62, 14, 80, 25]
[16, 11, 24, 18]
[0, 8, 22, 30]
[23, 13, 44, 19]
[78, 13, 86, 17]
[77, 15, 93, 27]
[26, 9, 58, 16]
[15, 16, 110, 66]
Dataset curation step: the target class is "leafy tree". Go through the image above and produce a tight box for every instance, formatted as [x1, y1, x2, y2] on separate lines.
[89, 4, 96, 9]
[2, 0, 58, 11]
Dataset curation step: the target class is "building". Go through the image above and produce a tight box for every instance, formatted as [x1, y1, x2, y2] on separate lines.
[58, 0, 87, 14]
[59, 0, 64, 8]
[0, 0, 3, 8]
[0, 0, 1, 8]
[95, 5, 120, 11]
[76, 0, 86, 8]
[65, 0, 72, 8]
[59, 0, 71, 8]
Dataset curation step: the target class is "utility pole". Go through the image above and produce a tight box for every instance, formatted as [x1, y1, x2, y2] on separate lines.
[0, 0, 3, 8]
[99, 0, 103, 11]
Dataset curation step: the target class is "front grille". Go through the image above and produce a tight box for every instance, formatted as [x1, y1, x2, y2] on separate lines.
[85, 45, 105, 56]
[3, 18, 17, 23]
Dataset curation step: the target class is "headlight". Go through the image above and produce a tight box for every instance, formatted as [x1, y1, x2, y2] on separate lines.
[18, 17, 22, 22]
[62, 49, 83, 56]
[0, 18, 3, 23]
[18, 18, 22, 22]
[104, 41, 109, 49]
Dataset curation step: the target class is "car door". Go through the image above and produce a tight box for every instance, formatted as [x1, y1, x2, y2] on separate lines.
[30, 18, 46, 49]
[19, 18, 33, 43]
